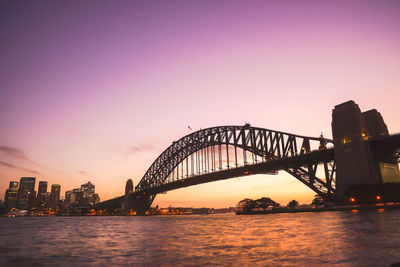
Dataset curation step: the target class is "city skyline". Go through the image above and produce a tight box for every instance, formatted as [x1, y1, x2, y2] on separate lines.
[1, 1, 400, 208]
[2, 176, 100, 214]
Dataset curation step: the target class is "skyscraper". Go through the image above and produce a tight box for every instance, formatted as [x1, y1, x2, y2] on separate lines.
[37, 181, 48, 210]
[4, 181, 19, 211]
[48, 184, 61, 210]
[81, 181, 95, 205]
[9, 181, 19, 191]
[17, 177, 36, 210]
[65, 190, 72, 204]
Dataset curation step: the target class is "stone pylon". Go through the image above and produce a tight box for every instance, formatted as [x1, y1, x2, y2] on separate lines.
[331, 101, 388, 199]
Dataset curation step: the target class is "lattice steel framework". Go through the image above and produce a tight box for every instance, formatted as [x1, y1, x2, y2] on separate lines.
[135, 125, 336, 203]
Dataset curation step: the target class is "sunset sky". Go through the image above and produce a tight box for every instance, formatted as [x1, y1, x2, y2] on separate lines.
[1, 0, 399, 208]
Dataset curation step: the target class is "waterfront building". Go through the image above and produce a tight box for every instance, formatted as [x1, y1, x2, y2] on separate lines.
[64, 181, 100, 207]
[48, 184, 61, 210]
[27, 191, 37, 212]
[71, 188, 83, 205]
[65, 190, 72, 203]
[81, 181, 95, 205]
[4, 181, 19, 211]
[9, 181, 19, 191]
[36, 181, 48, 210]
[17, 177, 36, 210]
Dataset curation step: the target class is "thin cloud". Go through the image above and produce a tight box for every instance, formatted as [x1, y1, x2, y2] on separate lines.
[0, 160, 40, 175]
[0, 145, 42, 166]
[0, 160, 17, 168]
[0, 146, 30, 161]
[78, 170, 87, 175]
[120, 143, 155, 156]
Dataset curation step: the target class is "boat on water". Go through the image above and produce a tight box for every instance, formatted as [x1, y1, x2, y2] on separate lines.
[7, 208, 28, 217]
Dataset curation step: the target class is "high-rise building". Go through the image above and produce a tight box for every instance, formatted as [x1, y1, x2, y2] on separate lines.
[70, 188, 83, 205]
[17, 177, 36, 210]
[9, 181, 19, 191]
[65, 181, 100, 207]
[81, 181, 95, 205]
[37, 181, 48, 210]
[65, 190, 72, 204]
[4, 181, 19, 211]
[48, 184, 61, 210]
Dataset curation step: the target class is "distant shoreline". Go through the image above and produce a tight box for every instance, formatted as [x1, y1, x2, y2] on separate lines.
[236, 203, 400, 215]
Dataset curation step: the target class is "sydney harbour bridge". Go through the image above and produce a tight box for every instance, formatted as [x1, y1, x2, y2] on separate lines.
[97, 101, 400, 215]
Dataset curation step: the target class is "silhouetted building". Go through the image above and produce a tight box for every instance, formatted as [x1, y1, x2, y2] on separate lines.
[81, 181, 95, 205]
[36, 181, 48, 210]
[65, 190, 72, 203]
[48, 184, 61, 210]
[68, 188, 83, 205]
[4, 181, 19, 211]
[17, 177, 36, 210]
[64, 181, 100, 206]
[9, 181, 19, 191]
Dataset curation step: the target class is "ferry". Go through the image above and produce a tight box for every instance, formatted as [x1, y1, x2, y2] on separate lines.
[7, 208, 27, 217]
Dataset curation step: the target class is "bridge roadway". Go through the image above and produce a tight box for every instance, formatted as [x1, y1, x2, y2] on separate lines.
[368, 133, 400, 161]
[132, 147, 334, 196]
[96, 148, 335, 210]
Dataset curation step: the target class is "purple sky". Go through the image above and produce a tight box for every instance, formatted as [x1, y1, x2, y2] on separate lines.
[1, 0, 399, 207]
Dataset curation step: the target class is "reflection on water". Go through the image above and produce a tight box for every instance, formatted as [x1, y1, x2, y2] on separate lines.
[1, 210, 400, 266]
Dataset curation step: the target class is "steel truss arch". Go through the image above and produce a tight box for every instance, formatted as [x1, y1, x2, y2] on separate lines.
[136, 125, 336, 202]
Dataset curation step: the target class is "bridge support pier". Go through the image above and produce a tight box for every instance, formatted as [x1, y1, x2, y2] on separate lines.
[124, 179, 153, 215]
[124, 194, 152, 215]
[331, 100, 400, 202]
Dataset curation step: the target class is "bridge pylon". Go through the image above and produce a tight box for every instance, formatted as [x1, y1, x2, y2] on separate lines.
[124, 179, 153, 215]
[331, 100, 399, 201]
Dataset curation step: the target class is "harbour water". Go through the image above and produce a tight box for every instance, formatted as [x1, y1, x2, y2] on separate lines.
[1, 209, 400, 266]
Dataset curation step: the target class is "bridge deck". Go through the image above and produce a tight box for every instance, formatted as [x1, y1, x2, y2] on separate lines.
[95, 148, 335, 210]
[131, 148, 334, 196]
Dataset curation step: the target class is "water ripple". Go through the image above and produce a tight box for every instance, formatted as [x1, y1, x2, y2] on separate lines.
[1, 210, 400, 266]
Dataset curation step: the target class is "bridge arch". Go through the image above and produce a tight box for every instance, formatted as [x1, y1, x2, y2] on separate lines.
[134, 125, 336, 211]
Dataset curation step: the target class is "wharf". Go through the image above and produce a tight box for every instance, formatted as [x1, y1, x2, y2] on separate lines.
[236, 203, 400, 215]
